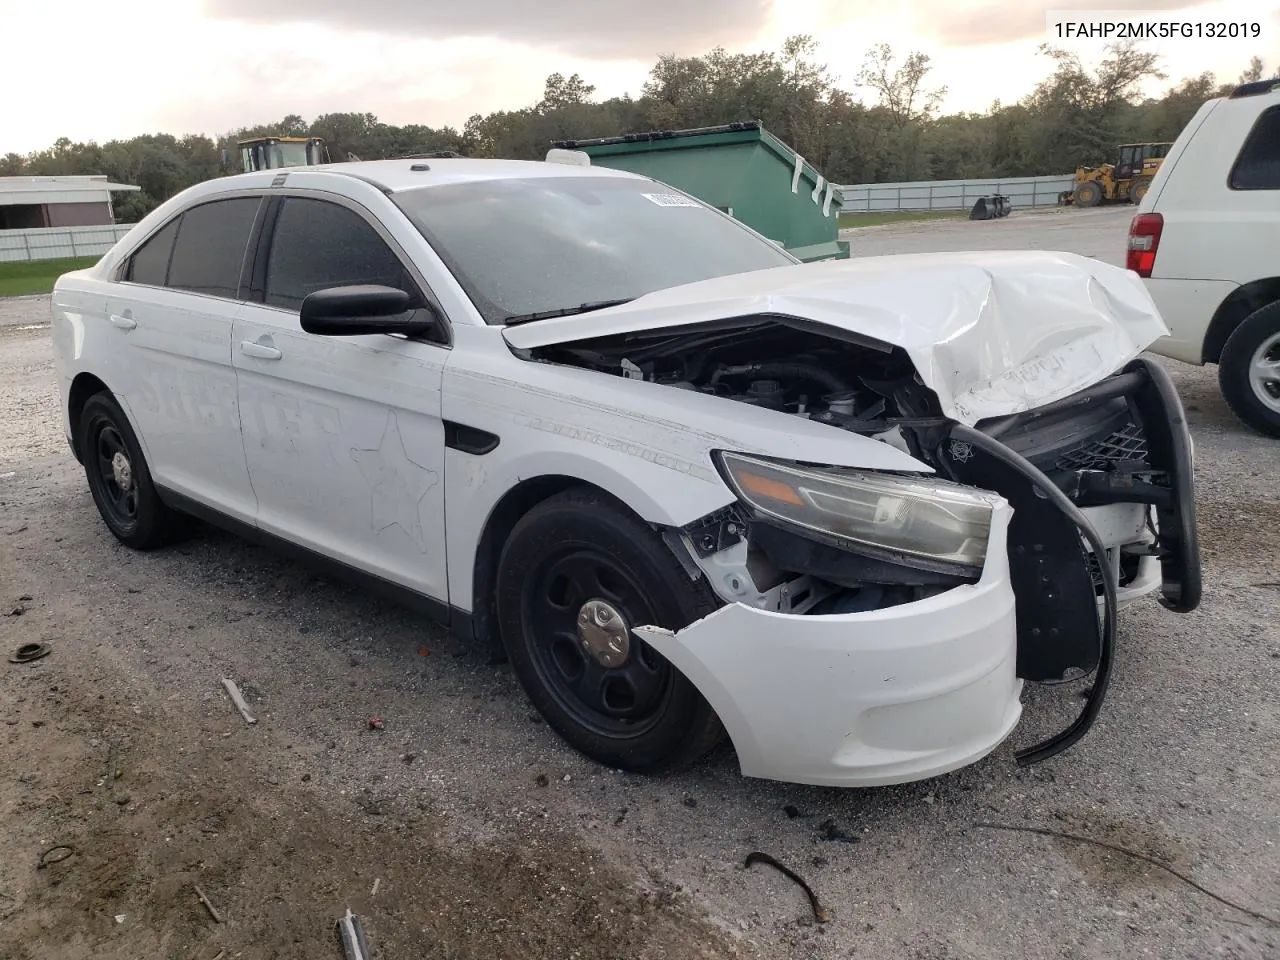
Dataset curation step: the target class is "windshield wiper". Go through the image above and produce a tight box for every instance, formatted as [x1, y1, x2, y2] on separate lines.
[502, 298, 634, 326]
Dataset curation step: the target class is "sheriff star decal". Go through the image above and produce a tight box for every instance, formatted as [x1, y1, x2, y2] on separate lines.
[350, 411, 440, 552]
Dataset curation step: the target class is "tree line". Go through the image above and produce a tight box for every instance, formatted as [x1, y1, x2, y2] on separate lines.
[2, 40, 1274, 223]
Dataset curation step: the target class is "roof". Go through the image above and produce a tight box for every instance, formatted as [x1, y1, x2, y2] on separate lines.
[1230, 79, 1280, 99]
[0, 175, 140, 207]
[219, 157, 647, 194]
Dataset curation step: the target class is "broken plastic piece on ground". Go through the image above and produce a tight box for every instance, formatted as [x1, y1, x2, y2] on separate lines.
[221, 678, 257, 725]
[336, 907, 371, 960]
[9, 642, 51, 664]
[367, 717, 384, 730]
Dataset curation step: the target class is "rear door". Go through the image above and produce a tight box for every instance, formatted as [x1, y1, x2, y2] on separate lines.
[105, 194, 263, 521]
[231, 191, 451, 602]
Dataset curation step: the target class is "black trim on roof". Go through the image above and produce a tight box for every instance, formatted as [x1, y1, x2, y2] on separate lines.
[394, 151, 463, 159]
[1230, 79, 1280, 99]
[551, 120, 762, 149]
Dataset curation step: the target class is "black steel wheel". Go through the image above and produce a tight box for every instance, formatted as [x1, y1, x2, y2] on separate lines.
[77, 391, 188, 549]
[496, 486, 724, 773]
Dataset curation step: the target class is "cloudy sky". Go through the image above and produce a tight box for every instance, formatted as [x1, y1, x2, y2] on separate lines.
[4, 0, 1277, 154]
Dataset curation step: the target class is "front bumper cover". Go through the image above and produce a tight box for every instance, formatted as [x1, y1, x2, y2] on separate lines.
[636, 505, 1023, 788]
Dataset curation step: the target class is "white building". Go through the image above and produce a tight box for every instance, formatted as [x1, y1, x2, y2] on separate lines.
[0, 175, 141, 230]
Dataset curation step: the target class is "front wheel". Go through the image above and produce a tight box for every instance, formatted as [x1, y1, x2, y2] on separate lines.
[495, 487, 724, 773]
[1073, 180, 1103, 207]
[77, 392, 189, 549]
[1219, 301, 1280, 438]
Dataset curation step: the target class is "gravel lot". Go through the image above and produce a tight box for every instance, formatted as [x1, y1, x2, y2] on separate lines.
[3, 212, 1279, 960]
[843, 206, 1134, 266]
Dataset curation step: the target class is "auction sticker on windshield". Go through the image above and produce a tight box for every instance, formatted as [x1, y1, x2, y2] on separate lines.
[643, 193, 701, 207]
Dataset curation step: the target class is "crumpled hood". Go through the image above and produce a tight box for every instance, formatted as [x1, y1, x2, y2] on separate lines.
[503, 250, 1170, 425]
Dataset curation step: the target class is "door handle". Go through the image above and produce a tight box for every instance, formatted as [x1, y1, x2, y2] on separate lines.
[109, 314, 137, 330]
[239, 340, 282, 361]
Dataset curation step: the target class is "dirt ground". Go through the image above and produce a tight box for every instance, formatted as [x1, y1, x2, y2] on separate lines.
[2, 239, 1279, 959]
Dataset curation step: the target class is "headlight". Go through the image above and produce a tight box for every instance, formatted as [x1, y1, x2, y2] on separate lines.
[715, 452, 1000, 571]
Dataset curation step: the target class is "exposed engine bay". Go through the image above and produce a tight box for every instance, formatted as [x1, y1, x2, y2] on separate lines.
[535, 318, 936, 439]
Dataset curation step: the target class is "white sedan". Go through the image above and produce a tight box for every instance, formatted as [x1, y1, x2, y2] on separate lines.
[50, 158, 1201, 787]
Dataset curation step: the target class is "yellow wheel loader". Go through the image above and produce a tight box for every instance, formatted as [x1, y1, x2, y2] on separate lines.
[1059, 142, 1172, 207]
[235, 136, 331, 173]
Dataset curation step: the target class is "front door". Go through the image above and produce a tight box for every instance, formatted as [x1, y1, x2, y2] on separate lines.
[231, 194, 450, 602]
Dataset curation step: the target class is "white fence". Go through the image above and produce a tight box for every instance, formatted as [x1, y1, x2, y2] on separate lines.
[0, 224, 134, 263]
[837, 174, 1075, 213]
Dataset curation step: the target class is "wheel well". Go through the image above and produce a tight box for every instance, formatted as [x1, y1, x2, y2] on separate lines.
[467, 475, 602, 663]
[67, 373, 111, 463]
[1203, 278, 1280, 363]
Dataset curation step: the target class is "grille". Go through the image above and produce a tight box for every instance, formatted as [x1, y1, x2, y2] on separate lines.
[1085, 549, 1143, 590]
[1054, 422, 1148, 473]
[1085, 551, 1104, 587]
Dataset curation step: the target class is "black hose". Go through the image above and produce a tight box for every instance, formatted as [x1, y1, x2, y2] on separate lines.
[710, 362, 851, 395]
[947, 423, 1119, 767]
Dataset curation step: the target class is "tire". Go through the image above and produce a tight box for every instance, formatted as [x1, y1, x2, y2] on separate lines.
[1129, 176, 1153, 204]
[1218, 301, 1280, 438]
[1073, 180, 1103, 208]
[76, 391, 190, 549]
[495, 486, 725, 773]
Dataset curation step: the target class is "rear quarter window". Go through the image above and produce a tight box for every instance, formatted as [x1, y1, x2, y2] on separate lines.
[125, 218, 180, 286]
[1229, 105, 1280, 190]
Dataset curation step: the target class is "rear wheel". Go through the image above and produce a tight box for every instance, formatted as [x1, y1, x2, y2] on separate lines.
[77, 392, 189, 549]
[1219, 302, 1280, 438]
[1129, 176, 1153, 204]
[495, 487, 724, 773]
[1073, 180, 1103, 207]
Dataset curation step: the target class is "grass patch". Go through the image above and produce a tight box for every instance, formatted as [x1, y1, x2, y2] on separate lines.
[0, 256, 101, 297]
[838, 210, 967, 228]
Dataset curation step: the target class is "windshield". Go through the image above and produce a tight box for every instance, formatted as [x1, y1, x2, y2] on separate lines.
[392, 176, 797, 324]
[273, 142, 311, 168]
[240, 140, 311, 172]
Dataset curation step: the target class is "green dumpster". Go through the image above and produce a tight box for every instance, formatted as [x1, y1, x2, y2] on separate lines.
[549, 121, 850, 263]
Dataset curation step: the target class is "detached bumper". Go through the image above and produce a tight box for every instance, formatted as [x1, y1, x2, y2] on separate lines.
[636, 505, 1022, 788]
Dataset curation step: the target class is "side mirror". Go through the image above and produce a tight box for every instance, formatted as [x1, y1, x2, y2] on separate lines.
[299, 285, 437, 337]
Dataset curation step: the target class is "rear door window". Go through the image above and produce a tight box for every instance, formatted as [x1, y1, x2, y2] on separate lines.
[166, 197, 262, 299]
[263, 197, 413, 311]
[1230, 106, 1280, 190]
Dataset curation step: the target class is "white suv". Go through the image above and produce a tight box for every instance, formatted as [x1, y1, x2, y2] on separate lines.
[1128, 79, 1280, 436]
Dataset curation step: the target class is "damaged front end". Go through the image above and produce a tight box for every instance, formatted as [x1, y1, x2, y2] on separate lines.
[518, 303, 1201, 780]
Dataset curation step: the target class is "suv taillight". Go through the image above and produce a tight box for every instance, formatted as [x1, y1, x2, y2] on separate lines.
[1127, 213, 1163, 277]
